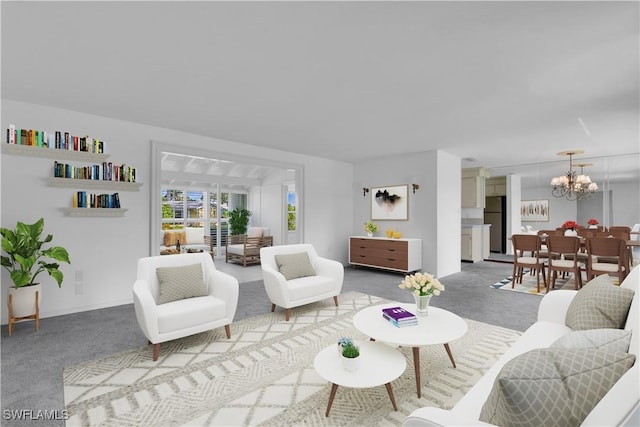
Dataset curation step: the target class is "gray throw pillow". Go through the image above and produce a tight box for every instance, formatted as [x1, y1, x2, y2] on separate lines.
[156, 263, 208, 304]
[479, 348, 636, 427]
[565, 274, 635, 330]
[274, 252, 316, 280]
[551, 329, 632, 353]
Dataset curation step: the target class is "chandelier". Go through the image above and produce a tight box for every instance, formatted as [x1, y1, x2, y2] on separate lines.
[550, 150, 598, 200]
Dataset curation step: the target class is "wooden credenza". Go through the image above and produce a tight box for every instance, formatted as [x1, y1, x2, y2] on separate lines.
[349, 236, 422, 273]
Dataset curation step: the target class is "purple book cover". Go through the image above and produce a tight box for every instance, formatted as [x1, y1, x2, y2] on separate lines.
[382, 306, 416, 321]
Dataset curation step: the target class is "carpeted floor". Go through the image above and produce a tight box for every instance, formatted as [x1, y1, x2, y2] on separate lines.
[63, 292, 522, 427]
[2, 260, 534, 427]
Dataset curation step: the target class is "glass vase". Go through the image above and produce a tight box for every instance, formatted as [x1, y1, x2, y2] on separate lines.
[413, 294, 432, 316]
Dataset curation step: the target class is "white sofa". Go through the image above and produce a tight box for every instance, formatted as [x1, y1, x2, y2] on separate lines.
[160, 227, 210, 253]
[404, 265, 639, 427]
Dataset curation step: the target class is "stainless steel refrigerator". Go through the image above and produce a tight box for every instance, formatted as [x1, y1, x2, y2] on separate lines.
[484, 196, 506, 253]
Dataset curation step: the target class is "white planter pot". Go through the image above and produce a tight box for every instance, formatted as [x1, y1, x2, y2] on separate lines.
[564, 229, 578, 237]
[8, 284, 41, 318]
[342, 355, 360, 372]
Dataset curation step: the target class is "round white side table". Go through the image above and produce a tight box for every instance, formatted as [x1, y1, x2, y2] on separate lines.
[313, 340, 406, 416]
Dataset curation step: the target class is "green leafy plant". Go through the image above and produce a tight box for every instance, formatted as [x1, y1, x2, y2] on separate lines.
[341, 342, 360, 359]
[1, 218, 70, 288]
[364, 221, 378, 234]
[228, 208, 252, 235]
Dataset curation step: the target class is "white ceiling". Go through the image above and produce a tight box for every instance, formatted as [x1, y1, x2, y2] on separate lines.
[2, 1, 639, 181]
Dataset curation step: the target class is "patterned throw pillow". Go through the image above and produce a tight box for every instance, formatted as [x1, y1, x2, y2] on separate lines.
[274, 252, 316, 280]
[156, 263, 207, 304]
[479, 348, 636, 427]
[551, 329, 632, 353]
[565, 274, 635, 330]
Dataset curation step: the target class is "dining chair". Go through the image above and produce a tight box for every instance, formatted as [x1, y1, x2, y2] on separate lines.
[511, 234, 547, 293]
[586, 237, 628, 283]
[546, 236, 582, 290]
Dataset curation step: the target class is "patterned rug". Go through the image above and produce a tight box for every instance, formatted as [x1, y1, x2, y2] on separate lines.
[63, 292, 522, 426]
[490, 269, 581, 295]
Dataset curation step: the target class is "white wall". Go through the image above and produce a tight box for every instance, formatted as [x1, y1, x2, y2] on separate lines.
[353, 150, 461, 278]
[1, 100, 353, 322]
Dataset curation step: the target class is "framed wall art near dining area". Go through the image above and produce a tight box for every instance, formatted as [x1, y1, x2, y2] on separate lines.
[371, 184, 409, 220]
[521, 199, 549, 222]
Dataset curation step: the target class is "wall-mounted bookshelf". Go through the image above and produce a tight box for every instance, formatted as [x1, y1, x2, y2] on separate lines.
[62, 208, 128, 217]
[2, 143, 108, 162]
[48, 177, 142, 191]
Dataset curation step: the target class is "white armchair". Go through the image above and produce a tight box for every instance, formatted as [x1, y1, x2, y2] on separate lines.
[133, 252, 239, 361]
[260, 244, 344, 321]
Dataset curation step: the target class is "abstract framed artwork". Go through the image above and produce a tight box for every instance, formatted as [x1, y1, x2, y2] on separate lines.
[521, 199, 549, 222]
[371, 184, 409, 220]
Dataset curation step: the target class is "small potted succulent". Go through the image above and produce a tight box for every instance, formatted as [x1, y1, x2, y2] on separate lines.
[340, 340, 360, 372]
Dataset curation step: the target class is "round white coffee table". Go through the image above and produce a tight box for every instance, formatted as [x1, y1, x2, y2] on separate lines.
[313, 340, 406, 416]
[352, 303, 468, 398]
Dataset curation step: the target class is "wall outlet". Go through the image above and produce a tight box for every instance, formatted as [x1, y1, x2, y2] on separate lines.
[75, 283, 83, 295]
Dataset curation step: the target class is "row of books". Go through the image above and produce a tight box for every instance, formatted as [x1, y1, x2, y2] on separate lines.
[382, 306, 418, 328]
[54, 161, 137, 182]
[73, 191, 121, 209]
[6, 125, 105, 153]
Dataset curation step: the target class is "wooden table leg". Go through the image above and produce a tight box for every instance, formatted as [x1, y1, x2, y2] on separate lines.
[384, 383, 398, 411]
[444, 343, 456, 368]
[412, 347, 421, 398]
[325, 383, 339, 417]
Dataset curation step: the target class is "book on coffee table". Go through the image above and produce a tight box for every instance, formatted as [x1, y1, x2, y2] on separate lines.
[382, 306, 418, 327]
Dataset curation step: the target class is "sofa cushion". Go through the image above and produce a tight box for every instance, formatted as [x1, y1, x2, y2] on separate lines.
[156, 263, 208, 304]
[565, 274, 635, 330]
[247, 227, 263, 238]
[164, 230, 187, 247]
[479, 348, 636, 427]
[157, 295, 226, 334]
[275, 252, 316, 280]
[185, 227, 205, 245]
[550, 329, 632, 353]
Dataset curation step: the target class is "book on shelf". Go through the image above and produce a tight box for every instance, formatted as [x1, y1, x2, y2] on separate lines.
[5, 125, 106, 154]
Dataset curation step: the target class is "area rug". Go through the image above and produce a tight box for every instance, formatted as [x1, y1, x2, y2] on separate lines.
[63, 291, 522, 426]
[490, 269, 581, 295]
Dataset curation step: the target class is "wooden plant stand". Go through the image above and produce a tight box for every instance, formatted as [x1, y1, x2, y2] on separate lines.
[7, 291, 40, 336]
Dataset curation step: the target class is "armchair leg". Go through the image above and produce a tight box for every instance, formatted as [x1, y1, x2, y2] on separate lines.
[333, 296, 339, 306]
[152, 343, 161, 361]
[285, 308, 291, 321]
[271, 303, 276, 313]
[224, 324, 231, 339]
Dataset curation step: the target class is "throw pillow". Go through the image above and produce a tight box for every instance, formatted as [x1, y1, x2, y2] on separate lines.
[479, 348, 636, 427]
[565, 274, 635, 330]
[274, 252, 316, 280]
[247, 227, 263, 238]
[156, 263, 207, 304]
[551, 329, 632, 353]
[164, 230, 187, 247]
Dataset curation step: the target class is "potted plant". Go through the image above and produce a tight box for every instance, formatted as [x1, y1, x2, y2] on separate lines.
[587, 218, 599, 229]
[228, 208, 252, 235]
[562, 220, 579, 236]
[1, 218, 70, 323]
[340, 341, 360, 372]
[364, 221, 378, 237]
